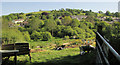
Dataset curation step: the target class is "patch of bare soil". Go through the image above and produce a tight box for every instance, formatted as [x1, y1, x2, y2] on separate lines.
[63, 43, 70, 45]
[65, 45, 79, 48]
[30, 49, 46, 53]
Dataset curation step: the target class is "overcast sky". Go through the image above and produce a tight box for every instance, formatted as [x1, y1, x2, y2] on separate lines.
[1, 0, 120, 2]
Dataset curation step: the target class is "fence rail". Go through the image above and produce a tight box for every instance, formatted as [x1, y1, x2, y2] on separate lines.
[96, 32, 120, 61]
[96, 26, 120, 65]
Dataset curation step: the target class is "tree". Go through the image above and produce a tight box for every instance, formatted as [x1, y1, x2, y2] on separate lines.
[62, 16, 72, 26]
[46, 14, 54, 19]
[18, 27, 26, 32]
[85, 15, 95, 24]
[97, 21, 108, 28]
[60, 8, 65, 12]
[2, 28, 25, 44]
[44, 19, 57, 36]
[105, 11, 111, 16]
[114, 12, 120, 17]
[64, 11, 72, 16]
[64, 36, 69, 40]
[73, 27, 85, 39]
[54, 25, 65, 37]
[42, 32, 52, 41]
[39, 20, 44, 28]
[98, 11, 103, 14]
[85, 22, 94, 29]
[31, 31, 43, 41]
[55, 19, 62, 25]
[64, 26, 77, 36]
[41, 15, 47, 20]
[86, 33, 91, 38]
[73, 27, 85, 34]
[41, 12, 49, 15]
[70, 19, 80, 27]
[30, 18, 44, 31]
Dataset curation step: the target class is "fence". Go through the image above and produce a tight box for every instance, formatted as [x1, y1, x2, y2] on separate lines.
[96, 26, 120, 65]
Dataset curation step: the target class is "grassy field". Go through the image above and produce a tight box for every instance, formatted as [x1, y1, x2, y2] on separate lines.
[2, 47, 96, 65]
[28, 38, 76, 49]
[2, 38, 96, 65]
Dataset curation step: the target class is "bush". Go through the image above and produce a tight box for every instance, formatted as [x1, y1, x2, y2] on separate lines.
[64, 36, 69, 40]
[31, 31, 52, 41]
[31, 31, 43, 41]
[42, 32, 52, 41]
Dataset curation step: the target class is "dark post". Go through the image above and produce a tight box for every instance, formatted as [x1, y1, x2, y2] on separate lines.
[14, 52, 17, 65]
[96, 26, 103, 64]
[97, 26, 103, 46]
[28, 52, 31, 63]
[98, 26, 103, 36]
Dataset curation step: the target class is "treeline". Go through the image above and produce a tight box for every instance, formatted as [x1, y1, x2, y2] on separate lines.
[2, 8, 120, 44]
[18, 16, 95, 41]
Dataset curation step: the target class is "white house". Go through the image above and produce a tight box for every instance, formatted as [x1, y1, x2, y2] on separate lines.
[70, 15, 87, 21]
[12, 19, 24, 24]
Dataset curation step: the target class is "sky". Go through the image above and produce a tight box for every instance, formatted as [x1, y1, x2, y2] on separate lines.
[1, 0, 120, 2]
[1, 0, 120, 15]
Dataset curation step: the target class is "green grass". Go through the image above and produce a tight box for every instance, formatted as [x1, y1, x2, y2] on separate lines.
[28, 38, 95, 49]
[2, 38, 96, 65]
[28, 38, 76, 49]
[5, 48, 96, 65]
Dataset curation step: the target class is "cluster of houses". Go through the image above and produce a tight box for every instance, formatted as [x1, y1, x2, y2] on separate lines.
[8, 19, 28, 27]
[97, 16, 120, 24]
[58, 15, 120, 24]
[70, 15, 120, 23]
[58, 15, 87, 21]
[8, 15, 120, 27]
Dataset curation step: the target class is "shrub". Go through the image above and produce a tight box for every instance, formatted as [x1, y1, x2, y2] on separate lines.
[64, 36, 69, 40]
[42, 32, 52, 41]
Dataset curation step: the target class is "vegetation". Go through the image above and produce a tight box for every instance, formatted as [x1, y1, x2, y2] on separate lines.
[1, 8, 120, 65]
[2, 8, 101, 44]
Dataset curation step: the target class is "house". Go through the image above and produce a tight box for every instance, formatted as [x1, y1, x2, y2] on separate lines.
[8, 22, 15, 27]
[97, 17, 107, 21]
[112, 17, 120, 22]
[70, 15, 87, 21]
[12, 19, 24, 24]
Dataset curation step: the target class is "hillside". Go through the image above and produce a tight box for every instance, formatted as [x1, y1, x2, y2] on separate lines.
[1, 8, 120, 65]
